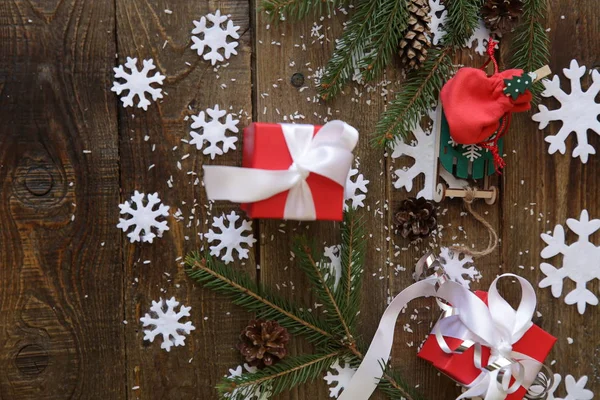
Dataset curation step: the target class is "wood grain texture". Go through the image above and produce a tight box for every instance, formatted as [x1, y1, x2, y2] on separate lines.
[0, 0, 124, 399]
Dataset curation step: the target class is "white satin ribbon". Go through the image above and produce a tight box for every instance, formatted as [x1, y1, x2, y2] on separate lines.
[340, 272, 541, 400]
[203, 121, 358, 220]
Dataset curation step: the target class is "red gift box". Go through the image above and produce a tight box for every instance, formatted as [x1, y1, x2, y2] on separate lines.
[240, 122, 345, 221]
[418, 291, 556, 400]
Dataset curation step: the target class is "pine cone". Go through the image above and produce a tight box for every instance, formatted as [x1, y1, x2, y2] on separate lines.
[398, 0, 432, 71]
[237, 319, 290, 369]
[481, 0, 523, 34]
[394, 197, 437, 241]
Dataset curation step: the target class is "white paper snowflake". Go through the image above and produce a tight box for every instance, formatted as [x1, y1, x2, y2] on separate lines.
[206, 211, 256, 264]
[532, 374, 594, 400]
[190, 105, 239, 160]
[344, 168, 369, 210]
[438, 247, 480, 289]
[117, 191, 170, 243]
[225, 364, 272, 400]
[322, 245, 342, 291]
[140, 297, 195, 352]
[323, 359, 357, 398]
[112, 57, 165, 111]
[428, 0, 447, 45]
[391, 112, 436, 200]
[539, 210, 600, 314]
[464, 19, 493, 55]
[532, 59, 600, 163]
[191, 10, 240, 65]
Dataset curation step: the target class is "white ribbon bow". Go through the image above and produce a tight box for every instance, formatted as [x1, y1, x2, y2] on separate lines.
[339, 272, 541, 400]
[203, 121, 358, 220]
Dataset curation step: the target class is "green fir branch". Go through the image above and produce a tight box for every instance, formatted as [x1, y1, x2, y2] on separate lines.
[378, 361, 426, 400]
[218, 352, 343, 400]
[318, 0, 380, 100]
[339, 209, 366, 331]
[510, 0, 550, 103]
[262, 0, 350, 21]
[442, 0, 483, 47]
[374, 47, 455, 147]
[185, 254, 333, 345]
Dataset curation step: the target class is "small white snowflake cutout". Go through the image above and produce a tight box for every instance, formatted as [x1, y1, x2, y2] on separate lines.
[539, 210, 600, 314]
[428, 0, 447, 46]
[321, 245, 342, 291]
[112, 57, 165, 111]
[323, 359, 357, 398]
[225, 364, 272, 400]
[206, 211, 256, 264]
[464, 19, 495, 55]
[438, 247, 481, 289]
[191, 10, 240, 65]
[532, 59, 600, 163]
[531, 374, 594, 400]
[190, 105, 239, 160]
[140, 297, 195, 352]
[117, 191, 169, 243]
[344, 168, 369, 210]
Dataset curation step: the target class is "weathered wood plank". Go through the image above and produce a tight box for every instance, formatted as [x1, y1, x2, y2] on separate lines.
[0, 0, 124, 399]
[114, 1, 253, 399]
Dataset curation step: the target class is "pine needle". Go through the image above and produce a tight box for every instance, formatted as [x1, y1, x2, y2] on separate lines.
[262, 0, 350, 21]
[442, 0, 483, 47]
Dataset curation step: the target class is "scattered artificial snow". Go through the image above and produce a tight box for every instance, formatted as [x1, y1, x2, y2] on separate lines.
[191, 10, 240, 65]
[117, 191, 170, 243]
[112, 57, 165, 110]
[189, 105, 239, 160]
[438, 247, 481, 288]
[323, 359, 357, 398]
[539, 210, 600, 314]
[532, 59, 600, 163]
[344, 168, 369, 210]
[140, 297, 195, 352]
[206, 211, 256, 264]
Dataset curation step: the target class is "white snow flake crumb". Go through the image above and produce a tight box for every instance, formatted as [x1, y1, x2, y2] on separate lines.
[464, 19, 495, 55]
[391, 107, 437, 199]
[530, 374, 594, 400]
[323, 359, 357, 398]
[112, 57, 165, 111]
[117, 191, 169, 243]
[191, 10, 240, 65]
[225, 364, 272, 399]
[532, 59, 600, 163]
[321, 245, 342, 291]
[189, 105, 239, 159]
[206, 211, 256, 264]
[344, 168, 369, 210]
[438, 247, 481, 289]
[140, 297, 195, 352]
[539, 210, 600, 314]
[428, 0, 447, 45]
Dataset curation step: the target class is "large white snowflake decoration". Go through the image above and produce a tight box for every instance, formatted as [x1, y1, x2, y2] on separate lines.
[344, 168, 369, 210]
[225, 364, 272, 400]
[539, 210, 600, 314]
[438, 247, 481, 289]
[112, 57, 165, 111]
[428, 0, 447, 45]
[206, 211, 256, 264]
[532, 59, 600, 163]
[322, 245, 342, 291]
[191, 10, 240, 65]
[391, 111, 436, 200]
[530, 374, 594, 400]
[190, 105, 239, 160]
[140, 297, 196, 352]
[464, 19, 494, 55]
[117, 191, 170, 243]
[323, 359, 357, 398]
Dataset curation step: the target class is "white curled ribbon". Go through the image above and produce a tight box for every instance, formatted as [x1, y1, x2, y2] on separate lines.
[203, 121, 358, 220]
[339, 260, 542, 400]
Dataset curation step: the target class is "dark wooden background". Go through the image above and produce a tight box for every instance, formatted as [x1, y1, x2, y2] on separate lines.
[1, 0, 598, 399]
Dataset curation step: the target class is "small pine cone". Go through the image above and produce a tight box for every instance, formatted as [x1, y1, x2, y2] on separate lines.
[237, 319, 290, 369]
[394, 197, 437, 242]
[398, 0, 432, 71]
[481, 0, 523, 34]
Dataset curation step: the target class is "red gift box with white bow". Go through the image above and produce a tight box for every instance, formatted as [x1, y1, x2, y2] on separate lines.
[203, 121, 358, 221]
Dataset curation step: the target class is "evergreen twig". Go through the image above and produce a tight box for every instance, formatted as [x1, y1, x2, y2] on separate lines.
[262, 0, 350, 21]
[339, 208, 366, 330]
[378, 361, 426, 400]
[442, 0, 483, 48]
